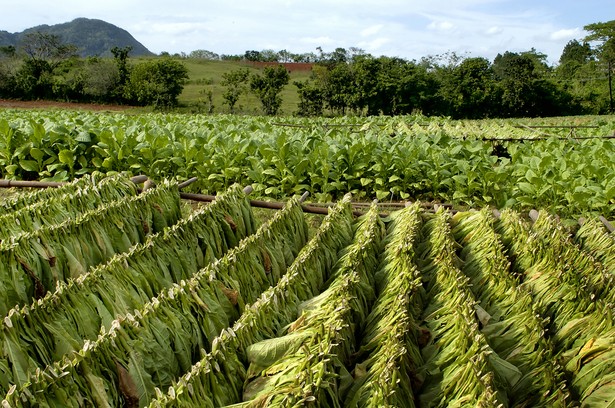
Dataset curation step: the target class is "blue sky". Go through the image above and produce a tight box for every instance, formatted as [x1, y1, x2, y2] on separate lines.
[2, 0, 613, 64]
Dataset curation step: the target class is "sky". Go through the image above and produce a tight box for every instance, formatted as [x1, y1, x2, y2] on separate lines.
[1, 0, 613, 65]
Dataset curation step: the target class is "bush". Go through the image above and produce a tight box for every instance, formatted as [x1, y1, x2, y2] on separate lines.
[124, 58, 189, 108]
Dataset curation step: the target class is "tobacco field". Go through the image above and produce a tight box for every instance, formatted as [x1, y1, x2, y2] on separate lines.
[0, 174, 613, 407]
[0, 111, 614, 217]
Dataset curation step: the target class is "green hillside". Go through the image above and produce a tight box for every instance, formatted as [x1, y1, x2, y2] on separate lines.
[177, 59, 313, 115]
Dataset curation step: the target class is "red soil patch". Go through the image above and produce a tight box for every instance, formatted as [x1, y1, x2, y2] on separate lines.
[243, 62, 314, 72]
[0, 99, 129, 111]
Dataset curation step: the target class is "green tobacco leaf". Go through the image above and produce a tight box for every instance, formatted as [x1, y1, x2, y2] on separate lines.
[29, 147, 44, 162]
[242, 375, 279, 402]
[246, 331, 311, 367]
[76, 131, 92, 143]
[5, 164, 18, 175]
[63, 244, 87, 279]
[19, 159, 39, 172]
[58, 149, 74, 166]
[517, 182, 535, 195]
[581, 377, 615, 408]
[85, 370, 112, 408]
[89, 294, 115, 331]
[525, 168, 539, 183]
[376, 189, 390, 200]
[3, 336, 30, 388]
[474, 304, 492, 326]
[488, 351, 522, 388]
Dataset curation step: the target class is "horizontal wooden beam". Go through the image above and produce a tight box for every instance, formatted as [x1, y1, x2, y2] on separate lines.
[0, 175, 149, 189]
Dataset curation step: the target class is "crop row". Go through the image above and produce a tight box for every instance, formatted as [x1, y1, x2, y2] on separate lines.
[0, 111, 614, 216]
[0, 173, 137, 241]
[1, 175, 613, 407]
[0, 179, 181, 317]
[5, 194, 307, 407]
[144, 205, 613, 407]
[0, 183, 256, 395]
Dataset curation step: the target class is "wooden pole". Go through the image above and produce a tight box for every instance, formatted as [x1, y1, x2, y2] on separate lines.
[0, 180, 65, 188]
[178, 177, 198, 190]
[179, 192, 217, 202]
[130, 175, 149, 184]
[179, 191, 339, 216]
[609, 60, 613, 114]
[0, 175, 149, 189]
[599, 216, 615, 233]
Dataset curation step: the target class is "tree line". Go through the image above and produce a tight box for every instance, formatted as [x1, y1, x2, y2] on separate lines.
[0, 32, 189, 108]
[0, 20, 613, 117]
[220, 21, 614, 117]
[208, 21, 615, 117]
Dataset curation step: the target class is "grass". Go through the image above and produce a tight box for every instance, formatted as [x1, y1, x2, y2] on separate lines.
[177, 59, 313, 115]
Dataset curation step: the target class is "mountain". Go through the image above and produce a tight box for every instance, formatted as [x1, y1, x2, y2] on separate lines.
[0, 18, 154, 57]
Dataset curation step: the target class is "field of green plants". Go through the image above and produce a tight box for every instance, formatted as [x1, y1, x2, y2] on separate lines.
[0, 174, 612, 407]
[0, 110, 613, 406]
[0, 110, 614, 217]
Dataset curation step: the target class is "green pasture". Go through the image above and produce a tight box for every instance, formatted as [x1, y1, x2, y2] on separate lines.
[177, 59, 312, 114]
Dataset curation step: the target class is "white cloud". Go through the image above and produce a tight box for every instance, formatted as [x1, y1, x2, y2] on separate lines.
[361, 24, 384, 37]
[486, 26, 502, 35]
[2, 0, 607, 63]
[358, 37, 391, 52]
[299, 36, 335, 46]
[428, 20, 455, 31]
[550, 28, 582, 41]
[131, 21, 212, 36]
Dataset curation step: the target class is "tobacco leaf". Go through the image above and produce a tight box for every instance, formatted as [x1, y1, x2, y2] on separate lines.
[115, 360, 139, 408]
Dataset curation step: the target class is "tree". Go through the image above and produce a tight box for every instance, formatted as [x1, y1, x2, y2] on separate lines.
[493, 51, 539, 116]
[585, 20, 615, 112]
[244, 50, 262, 62]
[124, 57, 189, 108]
[82, 58, 120, 101]
[260, 49, 279, 62]
[353, 56, 427, 115]
[316, 47, 350, 68]
[558, 40, 593, 79]
[0, 45, 16, 58]
[295, 80, 324, 116]
[492, 50, 577, 117]
[250, 65, 290, 115]
[278, 49, 292, 63]
[189, 49, 220, 60]
[20, 32, 77, 65]
[15, 32, 77, 99]
[292, 52, 318, 63]
[220, 68, 250, 113]
[313, 63, 355, 114]
[560, 40, 593, 66]
[0, 45, 18, 98]
[438, 57, 499, 118]
[111, 46, 131, 86]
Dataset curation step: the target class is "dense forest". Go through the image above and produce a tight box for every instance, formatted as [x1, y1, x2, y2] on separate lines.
[0, 20, 613, 117]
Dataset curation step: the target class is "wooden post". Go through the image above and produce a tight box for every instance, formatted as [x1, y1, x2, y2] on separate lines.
[178, 177, 198, 190]
[528, 209, 539, 222]
[599, 216, 615, 233]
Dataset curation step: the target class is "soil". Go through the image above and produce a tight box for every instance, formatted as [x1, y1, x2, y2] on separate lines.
[0, 99, 130, 111]
[243, 61, 314, 72]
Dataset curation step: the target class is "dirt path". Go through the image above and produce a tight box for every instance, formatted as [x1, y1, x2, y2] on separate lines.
[0, 99, 130, 111]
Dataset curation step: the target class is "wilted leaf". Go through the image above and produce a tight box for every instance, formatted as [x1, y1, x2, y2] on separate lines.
[115, 361, 140, 408]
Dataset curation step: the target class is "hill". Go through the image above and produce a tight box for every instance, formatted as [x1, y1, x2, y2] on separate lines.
[0, 18, 153, 57]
